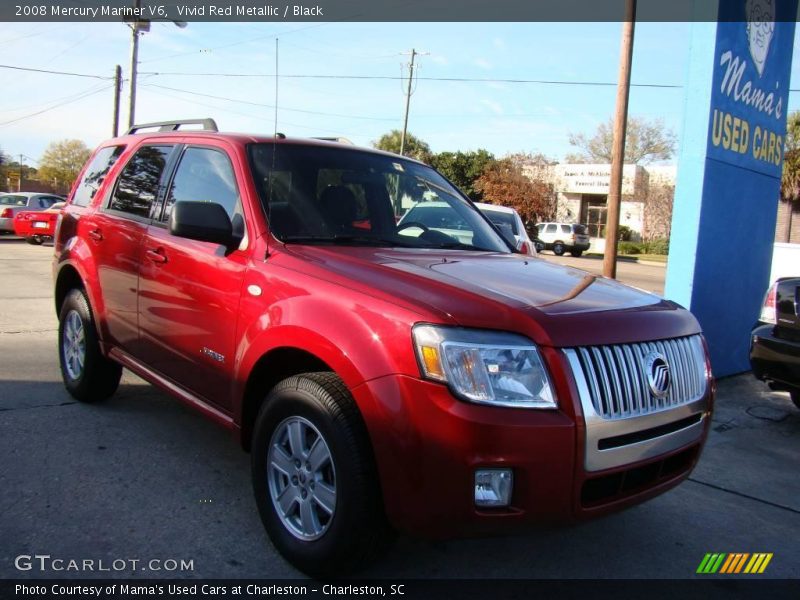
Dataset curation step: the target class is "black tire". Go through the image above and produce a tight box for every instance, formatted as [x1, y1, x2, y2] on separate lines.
[251, 372, 391, 577]
[570, 249, 583, 257]
[553, 242, 566, 256]
[791, 389, 800, 410]
[534, 241, 545, 253]
[26, 236, 44, 245]
[58, 288, 122, 402]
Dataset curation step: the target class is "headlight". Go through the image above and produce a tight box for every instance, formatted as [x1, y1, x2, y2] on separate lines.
[412, 325, 557, 409]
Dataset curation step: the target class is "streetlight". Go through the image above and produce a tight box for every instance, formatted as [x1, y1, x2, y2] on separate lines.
[125, 0, 187, 129]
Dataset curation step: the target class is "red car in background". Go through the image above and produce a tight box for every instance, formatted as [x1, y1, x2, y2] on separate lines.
[13, 201, 65, 244]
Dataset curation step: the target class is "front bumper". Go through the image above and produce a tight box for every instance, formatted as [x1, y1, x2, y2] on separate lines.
[352, 356, 711, 538]
[751, 323, 800, 391]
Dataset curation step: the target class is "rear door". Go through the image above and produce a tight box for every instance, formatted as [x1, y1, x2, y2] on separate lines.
[137, 142, 250, 411]
[87, 144, 176, 353]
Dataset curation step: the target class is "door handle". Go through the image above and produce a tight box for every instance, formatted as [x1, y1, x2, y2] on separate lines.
[88, 229, 103, 242]
[145, 248, 167, 264]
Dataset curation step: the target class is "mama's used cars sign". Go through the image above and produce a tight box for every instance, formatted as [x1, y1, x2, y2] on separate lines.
[665, 0, 796, 376]
[707, 0, 794, 176]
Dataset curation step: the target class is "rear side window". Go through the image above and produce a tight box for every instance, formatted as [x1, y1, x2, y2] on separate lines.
[561, 225, 571, 234]
[109, 145, 173, 219]
[162, 147, 239, 222]
[0, 195, 27, 206]
[72, 146, 125, 207]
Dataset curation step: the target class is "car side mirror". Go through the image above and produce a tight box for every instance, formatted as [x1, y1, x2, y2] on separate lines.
[169, 201, 242, 251]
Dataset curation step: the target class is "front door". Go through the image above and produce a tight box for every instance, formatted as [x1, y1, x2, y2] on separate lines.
[137, 143, 250, 411]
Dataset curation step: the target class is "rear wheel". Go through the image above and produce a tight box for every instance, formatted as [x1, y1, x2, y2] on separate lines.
[58, 289, 121, 402]
[251, 372, 390, 577]
[26, 235, 44, 245]
[553, 242, 566, 256]
[570, 249, 583, 257]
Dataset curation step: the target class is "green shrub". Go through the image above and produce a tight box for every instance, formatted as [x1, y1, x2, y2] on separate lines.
[617, 241, 643, 254]
[618, 225, 633, 241]
[643, 239, 670, 254]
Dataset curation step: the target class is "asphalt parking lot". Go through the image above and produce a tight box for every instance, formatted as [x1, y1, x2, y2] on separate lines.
[0, 237, 798, 579]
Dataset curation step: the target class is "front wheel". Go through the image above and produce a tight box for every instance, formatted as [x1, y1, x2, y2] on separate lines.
[553, 242, 566, 256]
[570, 249, 583, 257]
[58, 289, 122, 402]
[251, 372, 390, 577]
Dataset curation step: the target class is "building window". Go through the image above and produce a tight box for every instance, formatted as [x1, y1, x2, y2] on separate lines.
[581, 194, 607, 238]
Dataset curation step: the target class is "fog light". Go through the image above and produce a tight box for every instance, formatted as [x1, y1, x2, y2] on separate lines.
[474, 469, 513, 507]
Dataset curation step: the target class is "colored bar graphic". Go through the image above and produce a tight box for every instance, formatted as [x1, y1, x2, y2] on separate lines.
[699, 552, 773, 574]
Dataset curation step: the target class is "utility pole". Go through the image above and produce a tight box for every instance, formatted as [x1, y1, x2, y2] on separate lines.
[400, 49, 427, 156]
[603, 0, 636, 279]
[127, 0, 144, 129]
[18, 154, 23, 192]
[125, 1, 184, 129]
[113, 65, 122, 136]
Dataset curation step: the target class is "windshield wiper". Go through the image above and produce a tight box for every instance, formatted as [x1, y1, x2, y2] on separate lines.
[281, 234, 416, 248]
[433, 241, 490, 252]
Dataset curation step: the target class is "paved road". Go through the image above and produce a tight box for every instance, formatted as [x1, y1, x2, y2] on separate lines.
[539, 252, 667, 296]
[0, 238, 798, 580]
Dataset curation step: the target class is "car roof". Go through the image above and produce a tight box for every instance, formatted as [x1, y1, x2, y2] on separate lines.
[0, 192, 54, 198]
[475, 202, 516, 214]
[106, 130, 429, 166]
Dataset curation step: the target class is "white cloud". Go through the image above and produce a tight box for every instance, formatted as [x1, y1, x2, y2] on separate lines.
[473, 57, 492, 70]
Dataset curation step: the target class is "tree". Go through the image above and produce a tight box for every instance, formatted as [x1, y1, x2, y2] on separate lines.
[429, 150, 495, 200]
[373, 130, 432, 162]
[37, 139, 91, 190]
[474, 153, 556, 224]
[778, 111, 800, 243]
[643, 182, 675, 242]
[566, 116, 677, 164]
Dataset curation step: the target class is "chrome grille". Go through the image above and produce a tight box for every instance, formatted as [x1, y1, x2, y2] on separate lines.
[568, 336, 707, 420]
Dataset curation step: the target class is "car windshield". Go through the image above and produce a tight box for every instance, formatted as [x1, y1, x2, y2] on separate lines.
[248, 143, 509, 252]
[0, 195, 28, 206]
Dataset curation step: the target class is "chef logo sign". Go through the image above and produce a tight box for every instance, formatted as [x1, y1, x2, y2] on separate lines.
[708, 0, 794, 178]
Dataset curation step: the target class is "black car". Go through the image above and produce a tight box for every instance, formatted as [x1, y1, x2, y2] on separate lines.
[750, 277, 800, 409]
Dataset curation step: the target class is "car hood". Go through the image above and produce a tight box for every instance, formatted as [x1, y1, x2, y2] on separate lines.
[279, 246, 698, 347]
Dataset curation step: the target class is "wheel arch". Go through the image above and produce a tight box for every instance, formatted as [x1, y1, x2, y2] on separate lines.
[54, 263, 86, 315]
[239, 346, 335, 451]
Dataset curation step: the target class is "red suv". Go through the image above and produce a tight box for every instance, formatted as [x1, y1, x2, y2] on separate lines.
[53, 120, 714, 576]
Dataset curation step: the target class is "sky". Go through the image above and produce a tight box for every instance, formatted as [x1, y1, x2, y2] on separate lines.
[2, 19, 800, 167]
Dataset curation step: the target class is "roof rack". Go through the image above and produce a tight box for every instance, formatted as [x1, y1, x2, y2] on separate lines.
[125, 118, 219, 135]
[312, 136, 354, 145]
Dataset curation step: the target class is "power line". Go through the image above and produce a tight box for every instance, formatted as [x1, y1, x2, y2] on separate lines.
[138, 70, 685, 88]
[142, 83, 397, 121]
[142, 85, 370, 137]
[0, 64, 113, 80]
[0, 84, 113, 128]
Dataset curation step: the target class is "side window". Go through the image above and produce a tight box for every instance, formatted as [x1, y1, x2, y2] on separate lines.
[163, 147, 239, 222]
[545, 224, 557, 233]
[561, 225, 571, 234]
[73, 146, 125, 208]
[109, 145, 173, 219]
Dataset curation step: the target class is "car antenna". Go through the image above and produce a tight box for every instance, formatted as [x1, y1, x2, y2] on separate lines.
[266, 37, 280, 258]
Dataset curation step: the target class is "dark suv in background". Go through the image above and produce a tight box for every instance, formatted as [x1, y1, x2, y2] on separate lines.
[53, 119, 713, 576]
